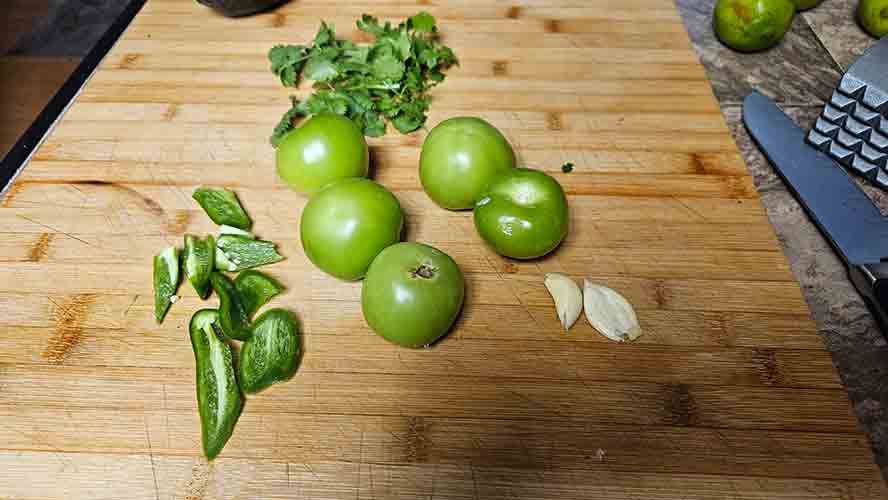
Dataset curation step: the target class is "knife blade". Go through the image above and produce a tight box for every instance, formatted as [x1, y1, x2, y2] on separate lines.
[742, 91, 888, 333]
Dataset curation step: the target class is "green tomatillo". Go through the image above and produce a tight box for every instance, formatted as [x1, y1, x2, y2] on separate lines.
[419, 117, 516, 210]
[473, 168, 569, 260]
[362, 242, 465, 347]
[713, 0, 796, 52]
[276, 113, 369, 195]
[300, 178, 403, 281]
[859, 0, 888, 38]
[791, 0, 822, 10]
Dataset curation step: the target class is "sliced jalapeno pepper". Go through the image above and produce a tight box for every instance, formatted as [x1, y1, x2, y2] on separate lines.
[215, 247, 238, 272]
[210, 272, 252, 340]
[189, 309, 243, 460]
[238, 308, 300, 394]
[183, 234, 215, 299]
[235, 270, 284, 318]
[153, 246, 180, 324]
[216, 235, 284, 271]
[218, 225, 255, 239]
[192, 186, 252, 230]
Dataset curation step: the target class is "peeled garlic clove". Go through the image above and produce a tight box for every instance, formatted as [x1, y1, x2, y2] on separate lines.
[544, 273, 583, 331]
[583, 280, 642, 342]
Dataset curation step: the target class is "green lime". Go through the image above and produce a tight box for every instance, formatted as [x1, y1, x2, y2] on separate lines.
[713, 0, 796, 52]
[859, 0, 888, 38]
[792, 0, 823, 11]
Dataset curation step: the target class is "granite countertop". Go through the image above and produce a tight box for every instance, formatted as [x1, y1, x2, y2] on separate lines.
[676, 0, 888, 480]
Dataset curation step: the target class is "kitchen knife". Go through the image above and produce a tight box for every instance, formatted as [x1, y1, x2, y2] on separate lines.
[742, 91, 888, 333]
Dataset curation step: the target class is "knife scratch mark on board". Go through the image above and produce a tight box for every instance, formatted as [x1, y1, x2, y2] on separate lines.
[42, 294, 95, 364]
[404, 416, 430, 463]
[184, 461, 211, 500]
[27, 233, 54, 262]
[652, 280, 668, 308]
[144, 418, 160, 500]
[544, 19, 561, 33]
[162, 103, 179, 121]
[123, 295, 139, 317]
[164, 210, 193, 234]
[664, 383, 700, 426]
[74, 180, 165, 217]
[546, 112, 563, 131]
[16, 215, 93, 247]
[269, 12, 286, 28]
[119, 53, 140, 69]
[753, 347, 785, 385]
[690, 153, 708, 174]
[1, 182, 24, 207]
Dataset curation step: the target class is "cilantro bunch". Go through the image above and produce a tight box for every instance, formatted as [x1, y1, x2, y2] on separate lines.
[268, 12, 458, 146]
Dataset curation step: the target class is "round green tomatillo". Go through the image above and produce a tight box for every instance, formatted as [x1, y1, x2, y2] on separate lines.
[419, 117, 516, 210]
[859, 0, 888, 38]
[362, 242, 465, 347]
[300, 178, 403, 281]
[712, 0, 795, 52]
[276, 113, 369, 195]
[473, 168, 569, 260]
[791, 0, 822, 11]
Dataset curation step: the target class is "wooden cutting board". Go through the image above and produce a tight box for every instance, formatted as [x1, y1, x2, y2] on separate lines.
[0, 0, 884, 497]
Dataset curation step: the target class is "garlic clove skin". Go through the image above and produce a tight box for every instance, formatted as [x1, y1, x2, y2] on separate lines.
[583, 279, 642, 342]
[544, 273, 583, 331]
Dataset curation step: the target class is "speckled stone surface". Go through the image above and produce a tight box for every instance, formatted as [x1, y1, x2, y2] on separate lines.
[677, 0, 888, 480]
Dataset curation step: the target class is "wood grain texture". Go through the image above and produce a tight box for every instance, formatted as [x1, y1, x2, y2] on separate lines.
[0, 0, 880, 497]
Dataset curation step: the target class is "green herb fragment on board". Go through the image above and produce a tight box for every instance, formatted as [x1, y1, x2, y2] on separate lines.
[269, 12, 458, 145]
[561, 162, 574, 173]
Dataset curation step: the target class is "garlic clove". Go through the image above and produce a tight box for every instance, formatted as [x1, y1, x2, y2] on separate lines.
[583, 279, 642, 342]
[544, 273, 583, 331]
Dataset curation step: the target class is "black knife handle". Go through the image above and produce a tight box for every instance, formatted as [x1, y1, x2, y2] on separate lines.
[850, 262, 888, 335]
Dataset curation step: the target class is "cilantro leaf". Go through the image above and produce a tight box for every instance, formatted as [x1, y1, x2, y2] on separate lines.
[409, 12, 436, 33]
[371, 53, 405, 81]
[393, 31, 412, 60]
[417, 46, 438, 69]
[363, 111, 386, 137]
[356, 15, 387, 37]
[270, 99, 303, 147]
[303, 91, 350, 115]
[562, 162, 575, 173]
[344, 46, 370, 64]
[304, 56, 339, 82]
[268, 45, 307, 87]
[314, 21, 335, 46]
[391, 111, 425, 134]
